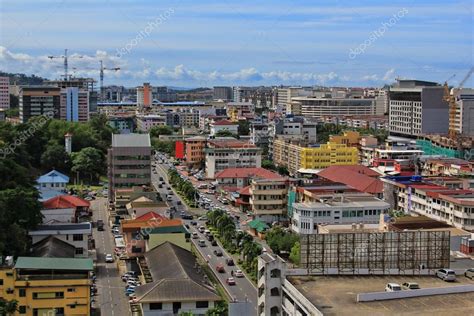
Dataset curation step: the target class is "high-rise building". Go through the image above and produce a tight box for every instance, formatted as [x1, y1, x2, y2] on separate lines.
[389, 79, 448, 138]
[213, 86, 232, 100]
[19, 86, 61, 123]
[452, 88, 474, 137]
[290, 97, 382, 119]
[60, 87, 89, 122]
[46, 78, 98, 113]
[107, 134, 151, 200]
[137, 82, 152, 108]
[0, 76, 9, 109]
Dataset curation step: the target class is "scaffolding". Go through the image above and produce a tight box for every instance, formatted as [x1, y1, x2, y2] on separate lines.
[300, 231, 450, 275]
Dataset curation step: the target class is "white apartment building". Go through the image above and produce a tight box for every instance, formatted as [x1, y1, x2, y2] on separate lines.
[136, 114, 166, 132]
[204, 139, 262, 178]
[389, 80, 448, 137]
[0, 76, 9, 109]
[209, 119, 238, 136]
[291, 193, 390, 234]
[291, 97, 383, 119]
[452, 88, 474, 137]
[250, 178, 289, 224]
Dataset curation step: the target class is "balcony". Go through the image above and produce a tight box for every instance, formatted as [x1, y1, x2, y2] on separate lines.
[250, 189, 287, 195]
[251, 199, 284, 205]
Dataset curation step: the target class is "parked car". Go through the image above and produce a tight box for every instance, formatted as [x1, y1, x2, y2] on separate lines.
[226, 277, 236, 285]
[214, 249, 223, 257]
[402, 282, 420, 290]
[464, 268, 474, 279]
[234, 269, 244, 278]
[105, 254, 114, 263]
[216, 264, 225, 273]
[436, 269, 456, 282]
[385, 283, 402, 292]
[226, 258, 234, 266]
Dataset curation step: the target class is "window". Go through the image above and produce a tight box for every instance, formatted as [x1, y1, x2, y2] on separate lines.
[196, 301, 209, 308]
[149, 303, 162, 310]
[172, 302, 181, 313]
[73, 234, 83, 241]
[19, 288, 26, 297]
[18, 305, 27, 314]
[75, 248, 84, 255]
[67, 288, 76, 292]
[0, 279, 3, 285]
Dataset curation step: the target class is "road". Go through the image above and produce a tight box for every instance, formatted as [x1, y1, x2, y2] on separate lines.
[151, 155, 258, 313]
[91, 198, 129, 316]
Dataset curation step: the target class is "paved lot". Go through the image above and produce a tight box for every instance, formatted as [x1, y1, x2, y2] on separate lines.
[290, 274, 474, 316]
[91, 198, 129, 316]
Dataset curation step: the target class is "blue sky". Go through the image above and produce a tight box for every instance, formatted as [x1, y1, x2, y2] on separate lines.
[0, 0, 472, 87]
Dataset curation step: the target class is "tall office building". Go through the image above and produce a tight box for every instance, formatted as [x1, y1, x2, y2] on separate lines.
[46, 78, 97, 113]
[452, 88, 474, 137]
[0, 76, 9, 109]
[19, 86, 61, 123]
[213, 86, 233, 100]
[389, 80, 449, 138]
[60, 87, 89, 122]
[137, 82, 152, 108]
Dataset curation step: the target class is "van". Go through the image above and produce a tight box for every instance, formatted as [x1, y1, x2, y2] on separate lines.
[436, 269, 456, 282]
[385, 283, 401, 292]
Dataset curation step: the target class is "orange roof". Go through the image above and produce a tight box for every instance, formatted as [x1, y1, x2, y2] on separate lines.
[122, 217, 183, 230]
[207, 139, 256, 149]
[216, 167, 283, 180]
[212, 119, 237, 126]
[43, 195, 90, 209]
[238, 185, 251, 195]
[318, 166, 383, 194]
[135, 211, 165, 221]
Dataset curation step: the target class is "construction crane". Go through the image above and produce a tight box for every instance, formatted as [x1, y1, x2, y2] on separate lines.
[48, 49, 83, 80]
[99, 60, 120, 101]
[443, 67, 474, 139]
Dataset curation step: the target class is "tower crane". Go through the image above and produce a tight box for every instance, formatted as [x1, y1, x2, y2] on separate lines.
[48, 49, 83, 80]
[99, 60, 120, 101]
[443, 67, 474, 139]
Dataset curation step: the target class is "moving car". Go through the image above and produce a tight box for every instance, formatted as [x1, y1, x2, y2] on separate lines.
[226, 277, 236, 285]
[234, 269, 244, 278]
[97, 220, 104, 231]
[211, 240, 218, 246]
[216, 264, 225, 273]
[192, 232, 198, 239]
[402, 282, 420, 290]
[198, 239, 206, 247]
[385, 283, 401, 292]
[198, 226, 205, 233]
[226, 258, 234, 266]
[105, 254, 114, 263]
[436, 269, 456, 281]
[464, 268, 474, 279]
[214, 249, 223, 257]
[190, 221, 198, 226]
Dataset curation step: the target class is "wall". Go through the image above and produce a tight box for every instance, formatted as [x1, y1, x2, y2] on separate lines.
[142, 301, 214, 316]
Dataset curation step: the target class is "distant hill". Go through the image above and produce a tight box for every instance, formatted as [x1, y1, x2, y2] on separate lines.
[0, 71, 48, 85]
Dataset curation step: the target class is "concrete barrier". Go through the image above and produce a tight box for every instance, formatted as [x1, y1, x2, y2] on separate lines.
[357, 285, 474, 302]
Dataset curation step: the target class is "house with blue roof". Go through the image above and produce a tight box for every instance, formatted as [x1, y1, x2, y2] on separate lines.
[36, 170, 70, 198]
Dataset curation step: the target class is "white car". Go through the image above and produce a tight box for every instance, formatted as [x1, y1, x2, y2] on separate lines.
[105, 254, 114, 263]
[385, 283, 401, 292]
[234, 269, 244, 278]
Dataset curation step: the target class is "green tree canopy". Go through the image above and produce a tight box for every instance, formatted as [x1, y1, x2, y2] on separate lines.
[41, 143, 71, 173]
[71, 147, 105, 184]
[150, 125, 173, 138]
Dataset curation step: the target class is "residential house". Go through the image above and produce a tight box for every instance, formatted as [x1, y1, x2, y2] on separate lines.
[36, 170, 69, 201]
[209, 119, 238, 136]
[41, 195, 91, 223]
[215, 167, 283, 191]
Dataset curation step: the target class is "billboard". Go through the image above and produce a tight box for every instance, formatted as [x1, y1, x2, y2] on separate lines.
[175, 141, 185, 159]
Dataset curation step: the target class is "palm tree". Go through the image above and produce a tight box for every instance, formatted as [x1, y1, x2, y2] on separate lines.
[0, 299, 18, 316]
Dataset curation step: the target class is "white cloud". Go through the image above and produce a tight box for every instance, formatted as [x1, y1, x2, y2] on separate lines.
[383, 68, 396, 81]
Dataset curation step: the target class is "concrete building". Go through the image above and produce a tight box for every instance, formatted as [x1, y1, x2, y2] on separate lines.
[213, 86, 232, 100]
[209, 119, 238, 136]
[134, 242, 221, 315]
[152, 86, 177, 102]
[0, 76, 9, 109]
[0, 257, 93, 316]
[329, 131, 361, 146]
[136, 114, 166, 132]
[291, 193, 390, 234]
[60, 87, 89, 122]
[389, 80, 448, 137]
[137, 82, 152, 108]
[273, 139, 358, 175]
[19, 86, 61, 123]
[46, 77, 97, 113]
[204, 138, 262, 179]
[276, 87, 313, 112]
[107, 113, 136, 133]
[0, 109, 5, 121]
[452, 88, 474, 137]
[108, 134, 151, 200]
[250, 178, 289, 224]
[227, 102, 254, 121]
[165, 109, 200, 128]
[28, 222, 92, 258]
[215, 167, 283, 191]
[290, 96, 383, 119]
[184, 136, 207, 168]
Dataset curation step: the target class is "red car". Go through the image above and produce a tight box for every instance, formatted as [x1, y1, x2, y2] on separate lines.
[226, 277, 236, 285]
[216, 263, 225, 273]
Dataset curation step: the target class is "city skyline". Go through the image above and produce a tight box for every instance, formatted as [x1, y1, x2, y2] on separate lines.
[0, 0, 473, 87]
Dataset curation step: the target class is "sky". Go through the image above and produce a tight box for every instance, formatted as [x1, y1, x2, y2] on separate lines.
[0, 0, 472, 88]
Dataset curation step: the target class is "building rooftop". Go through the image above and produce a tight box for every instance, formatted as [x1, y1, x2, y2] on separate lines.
[29, 222, 92, 235]
[288, 275, 474, 316]
[37, 170, 69, 184]
[293, 193, 390, 209]
[15, 257, 93, 271]
[112, 133, 151, 147]
[31, 236, 76, 258]
[211, 119, 237, 126]
[215, 167, 283, 180]
[317, 166, 384, 195]
[207, 139, 257, 149]
[42, 194, 90, 209]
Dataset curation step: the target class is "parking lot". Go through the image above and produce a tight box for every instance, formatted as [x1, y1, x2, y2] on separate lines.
[290, 274, 474, 316]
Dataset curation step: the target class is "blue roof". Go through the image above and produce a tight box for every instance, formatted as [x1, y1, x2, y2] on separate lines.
[37, 170, 70, 184]
[37, 190, 66, 202]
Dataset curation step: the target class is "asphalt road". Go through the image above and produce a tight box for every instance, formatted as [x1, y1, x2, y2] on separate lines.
[91, 198, 129, 316]
[151, 156, 258, 313]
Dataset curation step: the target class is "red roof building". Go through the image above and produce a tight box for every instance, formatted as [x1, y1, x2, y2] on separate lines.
[42, 195, 91, 222]
[216, 167, 283, 191]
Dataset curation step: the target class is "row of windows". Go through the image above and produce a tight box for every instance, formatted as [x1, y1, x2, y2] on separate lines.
[115, 164, 150, 169]
[115, 155, 151, 161]
[149, 301, 209, 310]
[115, 174, 149, 179]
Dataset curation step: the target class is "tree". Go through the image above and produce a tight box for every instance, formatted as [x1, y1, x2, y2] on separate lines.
[289, 241, 300, 266]
[71, 147, 105, 184]
[277, 166, 289, 176]
[41, 143, 71, 173]
[214, 130, 236, 138]
[150, 125, 173, 138]
[238, 120, 250, 135]
[262, 160, 275, 170]
[205, 301, 228, 316]
[265, 226, 299, 255]
[0, 299, 18, 316]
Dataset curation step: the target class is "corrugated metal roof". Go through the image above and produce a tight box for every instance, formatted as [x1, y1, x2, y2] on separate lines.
[112, 133, 151, 147]
[15, 257, 93, 271]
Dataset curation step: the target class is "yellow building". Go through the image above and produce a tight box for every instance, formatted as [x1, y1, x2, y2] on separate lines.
[329, 131, 360, 146]
[274, 139, 358, 175]
[0, 257, 93, 316]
